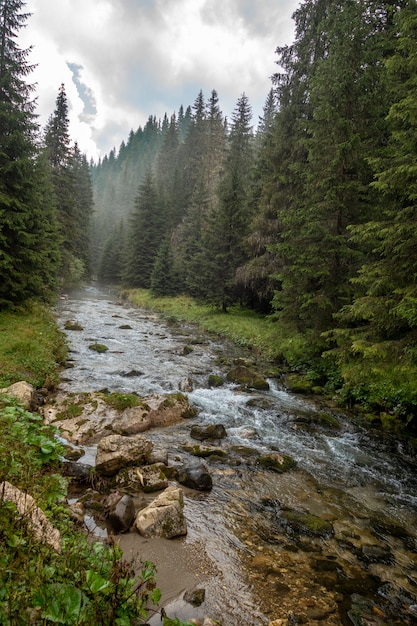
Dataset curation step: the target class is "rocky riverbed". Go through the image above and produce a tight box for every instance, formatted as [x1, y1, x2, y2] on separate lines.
[43, 284, 417, 625]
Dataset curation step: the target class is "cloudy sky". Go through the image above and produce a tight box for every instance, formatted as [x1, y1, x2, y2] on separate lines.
[20, 0, 300, 161]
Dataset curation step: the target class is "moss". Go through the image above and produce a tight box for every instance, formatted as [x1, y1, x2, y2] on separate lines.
[227, 366, 270, 391]
[285, 374, 314, 394]
[89, 343, 108, 353]
[118, 324, 132, 330]
[163, 392, 187, 408]
[313, 412, 341, 429]
[102, 392, 142, 411]
[282, 510, 334, 537]
[181, 406, 198, 419]
[64, 320, 84, 331]
[183, 444, 227, 458]
[257, 453, 297, 473]
[208, 374, 223, 388]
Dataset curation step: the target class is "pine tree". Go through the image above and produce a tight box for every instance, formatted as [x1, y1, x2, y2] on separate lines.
[122, 167, 162, 288]
[0, 0, 60, 307]
[269, 0, 398, 334]
[188, 94, 254, 310]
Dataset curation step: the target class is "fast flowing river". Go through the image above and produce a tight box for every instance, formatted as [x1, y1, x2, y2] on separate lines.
[56, 284, 417, 626]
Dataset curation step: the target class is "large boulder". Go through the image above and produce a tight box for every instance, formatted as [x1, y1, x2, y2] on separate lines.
[135, 486, 187, 538]
[0, 381, 37, 410]
[226, 366, 270, 391]
[95, 434, 153, 476]
[112, 393, 197, 435]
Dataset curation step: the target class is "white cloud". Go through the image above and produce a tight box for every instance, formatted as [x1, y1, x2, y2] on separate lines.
[20, 0, 299, 160]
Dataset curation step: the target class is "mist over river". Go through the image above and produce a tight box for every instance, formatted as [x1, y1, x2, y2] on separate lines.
[56, 284, 417, 625]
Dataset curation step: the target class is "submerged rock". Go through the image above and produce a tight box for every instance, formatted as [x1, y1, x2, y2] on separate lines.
[190, 424, 227, 442]
[177, 462, 213, 491]
[281, 509, 334, 538]
[256, 453, 297, 473]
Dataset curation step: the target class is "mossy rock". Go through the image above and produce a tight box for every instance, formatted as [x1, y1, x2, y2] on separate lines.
[281, 509, 334, 538]
[226, 366, 270, 391]
[181, 345, 194, 355]
[102, 391, 142, 410]
[89, 343, 109, 353]
[208, 374, 224, 388]
[64, 320, 84, 331]
[118, 324, 132, 330]
[181, 405, 198, 419]
[183, 444, 227, 458]
[285, 374, 314, 394]
[312, 412, 341, 429]
[256, 453, 297, 473]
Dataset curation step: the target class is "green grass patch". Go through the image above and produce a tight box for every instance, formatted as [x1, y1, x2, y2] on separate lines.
[0, 301, 67, 389]
[101, 391, 142, 411]
[124, 289, 284, 361]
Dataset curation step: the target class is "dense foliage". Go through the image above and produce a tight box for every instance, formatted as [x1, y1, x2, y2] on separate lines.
[93, 0, 417, 428]
[0, 0, 93, 307]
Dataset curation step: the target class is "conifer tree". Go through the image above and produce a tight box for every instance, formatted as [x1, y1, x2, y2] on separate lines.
[188, 94, 254, 310]
[0, 0, 60, 307]
[269, 0, 398, 334]
[122, 167, 162, 288]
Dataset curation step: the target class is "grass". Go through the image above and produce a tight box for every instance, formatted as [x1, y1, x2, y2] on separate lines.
[124, 289, 284, 361]
[0, 300, 67, 389]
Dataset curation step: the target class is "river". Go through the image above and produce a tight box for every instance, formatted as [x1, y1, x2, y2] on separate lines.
[56, 284, 417, 625]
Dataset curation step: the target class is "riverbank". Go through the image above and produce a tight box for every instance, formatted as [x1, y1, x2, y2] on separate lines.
[123, 288, 417, 434]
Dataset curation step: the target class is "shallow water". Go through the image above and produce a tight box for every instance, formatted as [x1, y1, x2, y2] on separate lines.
[56, 284, 417, 625]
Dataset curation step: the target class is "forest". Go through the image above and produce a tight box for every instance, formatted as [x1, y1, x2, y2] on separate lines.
[1, 0, 417, 429]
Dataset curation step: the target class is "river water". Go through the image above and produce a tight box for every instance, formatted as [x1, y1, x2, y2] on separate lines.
[56, 284, 417, 625]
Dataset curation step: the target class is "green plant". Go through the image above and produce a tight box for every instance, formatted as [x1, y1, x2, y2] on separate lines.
[102, 392, 142, 411]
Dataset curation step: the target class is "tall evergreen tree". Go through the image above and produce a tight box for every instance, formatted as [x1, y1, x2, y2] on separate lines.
[188, 94, 254, 310]
[122, 167, 162, 288]
[270, 0, 398, 334]
[0, 0, 60, 307]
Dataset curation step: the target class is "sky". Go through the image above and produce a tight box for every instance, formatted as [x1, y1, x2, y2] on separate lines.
[19, 0, 301, 161]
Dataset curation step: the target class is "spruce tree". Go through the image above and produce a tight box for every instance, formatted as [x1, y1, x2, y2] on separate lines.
[122, 167, 162, 288]
[0, 0, 60, 307]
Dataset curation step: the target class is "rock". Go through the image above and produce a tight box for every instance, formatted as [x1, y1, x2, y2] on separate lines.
[226, 366, 270, 391]
[183, 588, 206, 606]
[148, 447, 169, 465]
[95, 434, 153, 476]
[135, 486, 187, 538]
[0, 481, 61, 552]
[112, 393, 196, 435]
[190, 424, 227, 442]
[281, 509, 334, 538]
[208, 374, 223, 387]
[177, 462, 213, 492]
[179, 376, 194, 392]
[62, 461, 93, 481]
[183, 443, 227, 458]
[68, 501, 85, 524]
[0, 381, 37, 410]
[116, 464, 168, 493]
[358, 544, 394, 565]
[107, 493, 136, 533]
[256, 453, 297, 473]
